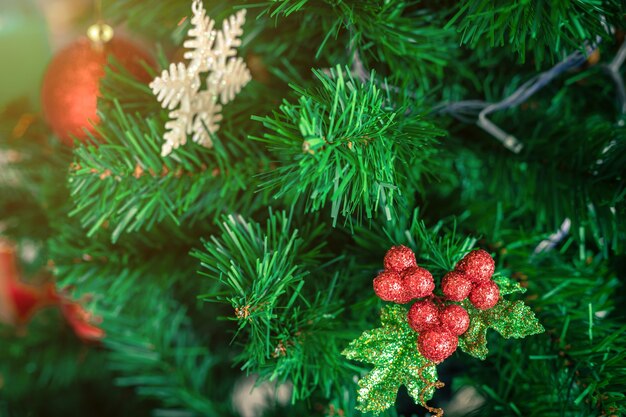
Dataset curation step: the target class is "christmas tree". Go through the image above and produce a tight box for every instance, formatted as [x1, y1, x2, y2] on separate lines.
[1, 0, 625, 416]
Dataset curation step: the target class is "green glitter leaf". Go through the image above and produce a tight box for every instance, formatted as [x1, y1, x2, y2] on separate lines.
[342, 305, 439, 414]
[459, 299, 544, 360]
[458, 307, 490, 360]
[491, 300, 544, 338]
[493, 275, 526, 295]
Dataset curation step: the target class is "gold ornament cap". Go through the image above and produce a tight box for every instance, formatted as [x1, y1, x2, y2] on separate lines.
[87, 22, 114, 47]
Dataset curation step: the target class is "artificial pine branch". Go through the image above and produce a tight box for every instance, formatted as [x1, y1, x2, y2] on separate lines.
[257, 0, 456, 86]
[1, 0, 625, 415]
[253, 66, 445, 226]
[193, 210, 354, 400]
[446, 0, 626, 66]
[68, 103, 264, 242]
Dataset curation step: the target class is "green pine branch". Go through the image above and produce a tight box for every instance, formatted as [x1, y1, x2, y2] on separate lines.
[102, 0, 192, 42]
[480, 114, 625, 254]
[253, 66, 445, 226]
[193, 210, 354, 400]
[351, 208, 477, 279]
[68, 102, 265, 243]
[256, 0, 456, 86]
[102, 294, 226, 416]
[446, 0, 625, 66]
[48, 214, 228, 415]
[460, 238, 626, 416]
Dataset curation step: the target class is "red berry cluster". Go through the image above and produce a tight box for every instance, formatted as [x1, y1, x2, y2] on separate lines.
[373, 246, 435, 304]
[450, 249, 499, 310]
[373, 246, 500, 364]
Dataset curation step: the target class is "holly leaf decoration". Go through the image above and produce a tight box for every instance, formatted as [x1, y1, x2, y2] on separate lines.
[342, 305, 439, 414]
[492, 274, 526, 295]
[459, 298, 544, 360]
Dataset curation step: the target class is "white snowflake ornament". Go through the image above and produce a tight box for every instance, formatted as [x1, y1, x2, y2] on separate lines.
[150, 1, 251, 156]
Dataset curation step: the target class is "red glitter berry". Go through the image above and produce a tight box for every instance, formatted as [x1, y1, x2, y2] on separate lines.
[417, 328, 459, 363]
[455, 249, 495, 283]
[441, 271, 473, 301]
[383, 245, 417, 272]
[469, 280, 500, 310]
[402, 267, 435, 298]
[440, 304, 470, 336]
[373, 271, 413, 304]
[407, 300, 440, 332]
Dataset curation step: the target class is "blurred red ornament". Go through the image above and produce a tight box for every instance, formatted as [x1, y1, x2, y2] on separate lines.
[454, 249, 495, 283]
[407, 300, 440, 332]
[417, 328, 458, 363]
[373, 270, 413, 304]
[58, 299, 105, 342]
[469, 280, 500, 310]
[439, 304, 470, 336]
[383, 245, 417, 272]
[0, 240, 104, 342]
[441, 271, 473, 301]
[0, 241, 55, 325]
[41, 36, 153, 145]
[402, 267, 435, 299]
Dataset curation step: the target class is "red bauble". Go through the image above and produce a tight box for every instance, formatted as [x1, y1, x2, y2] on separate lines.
[59, 299, 105, 342]
[402, 267, 434, 298]
[383, 245, 417, 272]
[0, 241, 55, 325]
[373, 271, 412, 304]
[417, 328, 458, 363]
[455, 249, 495, 283]
[407, 300, 440, 332]
[441, 271, 473, 301]
[469, 280, 500, 310]
[41, 37, 153, 145]
[1, 240, 104, 342]
[440, 304, 470, 336]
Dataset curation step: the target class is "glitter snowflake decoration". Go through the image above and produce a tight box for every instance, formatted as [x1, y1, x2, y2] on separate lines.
[150, 1, 251, 156]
